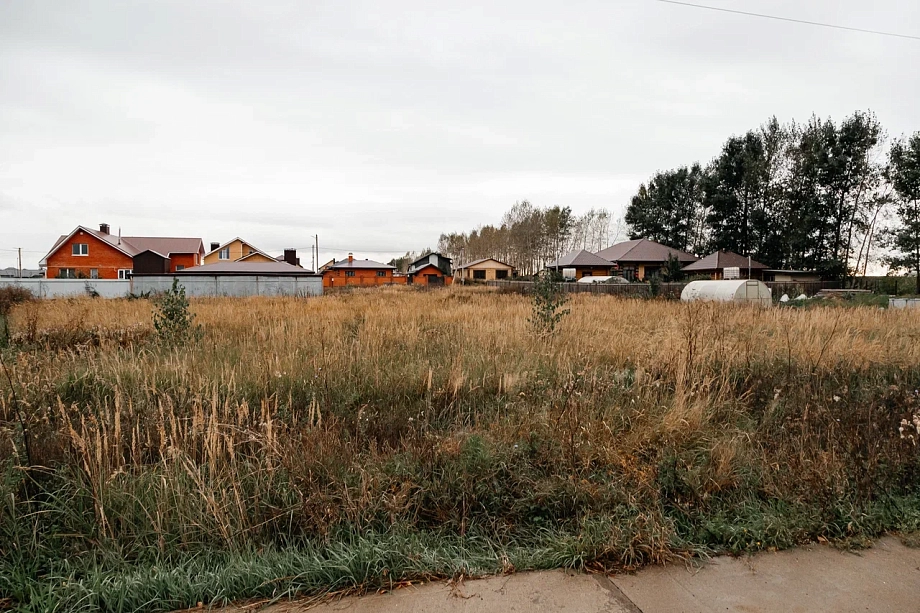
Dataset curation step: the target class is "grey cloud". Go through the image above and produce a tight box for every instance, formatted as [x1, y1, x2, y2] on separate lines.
[1, 0, 918, 268]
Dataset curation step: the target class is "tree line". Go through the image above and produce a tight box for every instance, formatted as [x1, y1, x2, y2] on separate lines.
[431, 110, 920, 289]
[625, 110, 920, 286]
[436, 201, 621, 276]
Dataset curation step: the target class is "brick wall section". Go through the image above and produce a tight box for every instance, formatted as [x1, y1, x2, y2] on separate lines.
[169, 253, 200, 271]
[46, 231, 133, 279]
[323, 269, 406, 287]
[410, 264, 453, 286]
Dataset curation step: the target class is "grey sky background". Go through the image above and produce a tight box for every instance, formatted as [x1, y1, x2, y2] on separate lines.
[1, 0, 918, 269]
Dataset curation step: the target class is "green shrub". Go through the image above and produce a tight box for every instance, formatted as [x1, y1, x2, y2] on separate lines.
[153, 279, 199, 344]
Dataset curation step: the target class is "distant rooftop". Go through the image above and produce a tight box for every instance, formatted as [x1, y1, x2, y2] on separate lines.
[596, 239, 698, 264]
[171, 261, 316, 276]
[546, 249, 613, 268]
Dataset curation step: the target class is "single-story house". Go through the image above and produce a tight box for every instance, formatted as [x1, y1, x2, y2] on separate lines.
[408, 252, 453, 286]
[323, 253, 402, 287]
[595, 239, 698, 281]
[545, 249, 614, 279]
[456, 258, 515, 281]
[682, 250, 769, 280]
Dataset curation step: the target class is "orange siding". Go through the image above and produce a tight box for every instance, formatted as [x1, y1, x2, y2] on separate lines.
[46, 231, 133, 279]
[575, 266, 612, 279]
[410, 264, 453, 286]
[169, 253, 200, 272]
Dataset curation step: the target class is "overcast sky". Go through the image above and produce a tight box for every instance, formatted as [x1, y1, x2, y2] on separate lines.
[1, 0, 918, 269]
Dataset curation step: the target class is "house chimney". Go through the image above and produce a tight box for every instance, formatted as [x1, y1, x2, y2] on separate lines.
[348, 252, 354, 263]
[210, 242, 220, 252]
[283, 248, 298, 267]
[99, 223, 110, 235]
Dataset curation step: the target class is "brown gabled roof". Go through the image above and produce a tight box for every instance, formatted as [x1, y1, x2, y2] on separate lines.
[40, 226, 204, 266]
[683, 250, 768, 272]
[595, 239, 698, 264]
[124, 237, 204, 256]
[329, 258, 396, 270]
[40, 226, 138, 265]
[546, 249, 613, 268]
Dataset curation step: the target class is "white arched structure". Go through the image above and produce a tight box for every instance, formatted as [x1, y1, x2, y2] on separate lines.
[680, 280, 772, 307]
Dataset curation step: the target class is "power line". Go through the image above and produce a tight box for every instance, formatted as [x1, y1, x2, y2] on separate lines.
[656, 0, 920, 41]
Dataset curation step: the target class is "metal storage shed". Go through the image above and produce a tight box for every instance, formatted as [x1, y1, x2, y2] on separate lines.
[680, 280, 772, 307]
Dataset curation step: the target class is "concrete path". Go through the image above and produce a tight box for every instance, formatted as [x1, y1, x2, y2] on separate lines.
[221, 536, 920, 612]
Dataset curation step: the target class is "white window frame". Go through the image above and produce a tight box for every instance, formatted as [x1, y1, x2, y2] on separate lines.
[72, 243, 89, 256]
[90, 269, 99, 279]
[219, 248, 230, 260]
[118, 269, 132, 280]
[60, 268, 76, 279]
[175, 265, 185, 271]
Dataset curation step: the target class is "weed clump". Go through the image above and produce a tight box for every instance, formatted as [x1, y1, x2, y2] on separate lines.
[529, 271, 569, 337]
[153, 279, 199, 344]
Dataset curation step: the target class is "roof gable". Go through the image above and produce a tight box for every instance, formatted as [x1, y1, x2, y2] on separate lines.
[547, 249, 613, 268]
[457, 257, 513, 269]
[204, 237, 273, 260]
[40, 226, 137, 265]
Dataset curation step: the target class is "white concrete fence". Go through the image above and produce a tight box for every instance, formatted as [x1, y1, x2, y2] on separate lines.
[0, 275, 323, 298]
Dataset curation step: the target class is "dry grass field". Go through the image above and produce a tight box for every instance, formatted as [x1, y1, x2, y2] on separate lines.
[2, 286, 920, 612]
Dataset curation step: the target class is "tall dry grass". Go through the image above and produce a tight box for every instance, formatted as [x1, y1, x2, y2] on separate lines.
[2, 287, 920, 611]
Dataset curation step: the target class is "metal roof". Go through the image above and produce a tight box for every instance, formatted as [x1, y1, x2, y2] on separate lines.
[683, 250, 768, 271]
[123, 237, 204, 256]
[329, 258, 396, 270]
[40, 226, 204, 265]
[171, 261, 316, 276]
[546, 249, 613, 268]
[595, 239, 698, 264]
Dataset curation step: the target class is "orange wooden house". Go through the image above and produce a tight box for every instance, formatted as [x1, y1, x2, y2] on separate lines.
[40, 224, 205, 279]
[321, 253, 404, 288]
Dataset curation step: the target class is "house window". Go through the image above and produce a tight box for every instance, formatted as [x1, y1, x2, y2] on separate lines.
[473, 270, 486, 280]
[376, 271, 386, 277]
[118, 269, 132, 279]
[219, 248, 230, 260]
[59, 268, 76, 279]
[72, 243, 89, 256]
[345, 270, 355, 277]
[175, 265, 185, 271]
[90, 269, 99, 279]
[495, 270, 508, 279]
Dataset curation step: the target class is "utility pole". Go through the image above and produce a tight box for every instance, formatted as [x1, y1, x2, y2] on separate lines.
[311, 244, 315, 273]
[18, 248, 22, 278]
[315, 234, 319, 270]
